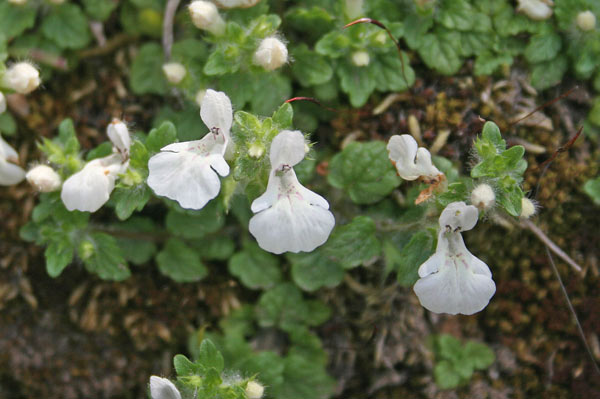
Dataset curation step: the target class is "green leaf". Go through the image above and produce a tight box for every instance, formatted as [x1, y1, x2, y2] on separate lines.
[373, 52, 415, 92]
[86, 142, 113, 161]
[41, 4, 91, 49]
[198, 339, 225, 373]
[112, 184, 151, 220]
[57, 118, 80, 155]
[403, 13, 433, 49]
[328, 141, 401, 204]
[130, 43, 168, 95]
[79, 233, 131, 281]
[315, 30, 351, 58]
[194, 236, 235, 261]
[174, 354, 202, 376]
[250, 74, 292, 116]
[0, 2, 36, 39]
[228, 242, 282, 290]
[530, 56, 568, 90]
[438, 0, 479, 31]
[204, 49, 240, 76]
[146, 121, 177, 152]
[165, 201, 225, 239]
[156, 239, 208, 282]
[418, 31, 463, 75]
[584, 177, 600, 205]
[272, 355, 335, 399]
[116, 217, 158, 265]
[256, 283, 309, 332]
[82, 0, 118, 21]
[496, 183, 523, 216]
[437, 334, 463, 361]
[0, 112, 17, 136]
[292, 44, 333, 87]
[434, 360, 462, 390]
[45, 235, 75, 277]
[388, 231, 434, 287]
[323, 216, 381, 269]
[474, 52, 513, 76]
[525, 32, 562, 63]
[272, 103, 294, 130]
[464, 341, 495, 370]
[337, 61, 377, 107]
[288, 250, 345, 292]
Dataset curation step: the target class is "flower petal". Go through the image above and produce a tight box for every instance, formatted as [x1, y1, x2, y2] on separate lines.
[200, 89, 233, 138]
[107, 119, 131, 155]
[61, 165, 112, 212]
[387, 134, 420, 180]
[269, 130, 306, 168]
[149, 376, 182, 399]
[439, 201, 479, 232]
[0, 134, 19, 161]
[0, 160, 26, 185]
[249, 198, 335, 254]
[147, 150, 224, 210]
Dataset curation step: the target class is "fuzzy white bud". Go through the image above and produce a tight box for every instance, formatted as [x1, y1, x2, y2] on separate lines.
[516, 0, 553, 21]
[107, 119, 131, 157]
[8, 0, 27, 4]
[520, 198, 536, 218]
[3, 62, 41, 94]
[248, 142, 265, 159]
[26, 165, 61, 192]
[471, 184, 495, 210]
[214, 0, 261, 8]
[189, 1, 226, 35]
[253, 37, 288, 71]
[351, 50, 370, 67]
[0, 92, 6, 114]
[576, 11, 596, 32]
[245, 381, 264, 399]
[162, 62, 187, 84]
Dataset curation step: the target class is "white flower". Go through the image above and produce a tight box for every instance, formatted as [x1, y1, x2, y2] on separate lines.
[576, 11, 596, 31]
[471, 184, 495, 210]
[147, 89, 232, 210]
[516, 0, 553, 21]
[189, 1, 226, 35]
[253, 37, 288, 71]
[387, 134, 442, 181]
[61, 154, 127, 212]
[351, 50, 370, 67]
[214, 0, 261, 8]
[26, 165, 61, 192]
[0, 134, 25, 186]
[107, 119, 131, 159]
[149, 376, 181, 399]
[413, 202, 495, 315]
[249, 130, 335, 254]
[245, 381, 265, 399]
[0, 92, 6, 114]
[3, 62, 41, 94]
[162, 62, 187, 84]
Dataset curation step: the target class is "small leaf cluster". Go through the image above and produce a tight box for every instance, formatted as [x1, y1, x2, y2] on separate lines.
[431, 334, 495, 390]
[165, 339, 255, 399]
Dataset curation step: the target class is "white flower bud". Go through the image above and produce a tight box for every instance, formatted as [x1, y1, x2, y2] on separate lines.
[26, 165, 61, 192]
[245, 381, 264, 399]
[162, 62, 187, 84]
[214, 0, 261, 8]
[189, 1, 226, 35]
[0, 92, 6, 114]
[3, 62, 41, 94]
[195, 89, 207, 107]
[471, 184, 495, 210]
[248, 142, 265, 159]
[516, 0, 553, 21]
[107, 119, 131, 157]
[576, 11, 596, 32]
[520, 198, 536, 218]
[351, 50, 370, 67]
[8, 0, 27, 4]
[253, 37, 288, 71]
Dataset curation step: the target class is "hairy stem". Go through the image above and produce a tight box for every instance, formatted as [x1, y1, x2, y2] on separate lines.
[162, 0, 181, 60]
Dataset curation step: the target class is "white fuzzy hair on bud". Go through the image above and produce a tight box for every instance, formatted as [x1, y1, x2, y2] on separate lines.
[471, 184, 495, 210]
[520, 197, 536, 219]
[26, 165, 61, 192]
[162, 62, 187, 84]
[576, 11, 596, 31]
[188, 1, 226, 35]
[351, 50, 370, 67]
[245, 381, 265, 399]
[3, 62, 41, 94]
[253, 37, 288, 71]
[516, 0, 553, 21]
